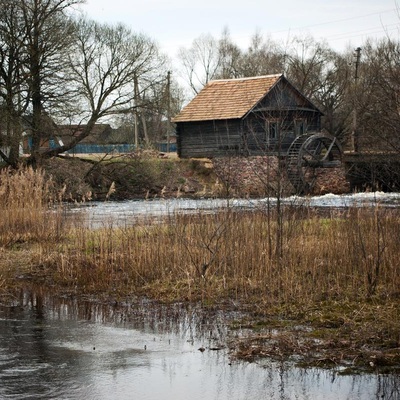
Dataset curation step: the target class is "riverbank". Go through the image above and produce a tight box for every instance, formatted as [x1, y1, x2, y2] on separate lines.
[2, 241, 400, 374]
[41, 152, 218, 201]
[41, 152, 350, 201]
[0, 166, 399, 374]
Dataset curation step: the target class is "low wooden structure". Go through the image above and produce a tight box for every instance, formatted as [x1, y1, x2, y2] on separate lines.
[344, 152, 400, 191]
[173, 74, 323, 158]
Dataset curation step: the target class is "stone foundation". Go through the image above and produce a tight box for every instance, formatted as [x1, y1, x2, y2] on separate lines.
[212, 156, 350, 197]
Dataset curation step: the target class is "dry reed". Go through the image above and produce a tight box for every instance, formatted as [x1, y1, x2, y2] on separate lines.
[0, 166, 64, 246]
[2, 172, 397, 368]
[2, 171, 399, 362]
[38, 205, 400, 309]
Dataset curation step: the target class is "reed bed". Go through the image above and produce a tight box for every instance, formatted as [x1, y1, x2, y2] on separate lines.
[37, 205, 400, 309]
[1, 168, 399, 367]
[0, 167, 64, 246]
[1, 167, 398, 307]
[39, 204, 400, 367]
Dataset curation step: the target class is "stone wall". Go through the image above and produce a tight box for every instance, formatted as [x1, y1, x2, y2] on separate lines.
[212, 156, 350, 197]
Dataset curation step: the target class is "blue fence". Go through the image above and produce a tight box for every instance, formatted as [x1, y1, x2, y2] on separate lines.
[68, 143, 177, 154]
[29, 139, 177, 154]
[154, 143, 177, 153]
[67, 144, 135, 154]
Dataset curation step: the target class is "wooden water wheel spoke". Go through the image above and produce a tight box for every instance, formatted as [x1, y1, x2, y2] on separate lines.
[302, 153, 319, 164]
[321, 137, 336, 161]
[303, 148, 319, 159]
[303, 140, 323, 161]
[286, 133, 343, 194]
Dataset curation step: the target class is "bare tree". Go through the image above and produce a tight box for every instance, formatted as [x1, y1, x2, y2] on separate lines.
[0, 0, 29, 166]
[358, 38, 400, 152]
[282, 36, 356, 143]
[216, 27, 242, 79]
[21, 0, 83, 165]
[41, 18, 163, 157]
[178, 33, 221, 95]
[0, 0, 81, 165]
[178, 30, 285, 93]
[284, 35, 332, 99]
[238, 30, 284, 77]
[309, 51, 354, 142]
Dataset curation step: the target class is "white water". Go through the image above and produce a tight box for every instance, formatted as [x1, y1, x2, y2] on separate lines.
[67, 192, 400, 228]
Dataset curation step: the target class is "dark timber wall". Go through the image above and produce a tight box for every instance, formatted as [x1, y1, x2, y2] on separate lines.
[177, 119, 242, 158]
[177, 109, 322, 158]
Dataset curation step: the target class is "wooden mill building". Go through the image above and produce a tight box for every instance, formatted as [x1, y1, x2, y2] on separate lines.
[173, 74, 323, 158]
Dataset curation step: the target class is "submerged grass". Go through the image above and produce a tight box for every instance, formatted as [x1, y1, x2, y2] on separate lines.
[0, 166, 399, 370]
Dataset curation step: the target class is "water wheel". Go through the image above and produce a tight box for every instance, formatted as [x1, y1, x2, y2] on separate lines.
[286, 133, 343, 194]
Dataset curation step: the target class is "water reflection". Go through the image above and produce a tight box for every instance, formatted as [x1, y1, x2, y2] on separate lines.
[0, 289, 399, 400]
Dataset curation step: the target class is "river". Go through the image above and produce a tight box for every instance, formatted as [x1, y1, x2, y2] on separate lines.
[1, 290, 399, 400]
[67, 192, 400, 228]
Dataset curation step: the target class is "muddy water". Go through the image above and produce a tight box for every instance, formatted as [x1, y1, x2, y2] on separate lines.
[0, 290, 399, 400]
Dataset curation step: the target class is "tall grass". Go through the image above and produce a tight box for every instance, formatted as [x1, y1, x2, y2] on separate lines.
[0, 166, 64, 246]
[1, 167, 398, 308]
[40, 205, 400, 307]
[2, 170, 398, 360]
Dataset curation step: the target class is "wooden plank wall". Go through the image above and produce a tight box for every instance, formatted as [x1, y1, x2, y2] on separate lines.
[177, 110, 322, 158]
[177, 119, 242, 158]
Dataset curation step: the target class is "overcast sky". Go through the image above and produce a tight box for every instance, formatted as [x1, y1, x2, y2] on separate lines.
[78, 0, 399, 58]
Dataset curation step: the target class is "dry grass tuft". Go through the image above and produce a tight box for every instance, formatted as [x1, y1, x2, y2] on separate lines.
[0, 166, 64, 246]
[34, 205, 400, 309]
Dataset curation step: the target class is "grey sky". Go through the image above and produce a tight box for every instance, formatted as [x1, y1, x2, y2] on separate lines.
[79, 0, 399, 57]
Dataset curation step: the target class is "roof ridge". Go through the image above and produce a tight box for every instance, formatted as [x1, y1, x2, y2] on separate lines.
[209, 74, 283, 84]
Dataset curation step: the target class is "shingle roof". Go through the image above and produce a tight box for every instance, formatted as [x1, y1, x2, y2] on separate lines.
[172, 74, 282, 123]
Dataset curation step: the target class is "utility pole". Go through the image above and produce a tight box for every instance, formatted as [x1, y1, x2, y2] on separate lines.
[354, 47, 361, 81]
[352, 47, 361, 152]
[134, 73, 139, 150]
[166, 71, 171, 153]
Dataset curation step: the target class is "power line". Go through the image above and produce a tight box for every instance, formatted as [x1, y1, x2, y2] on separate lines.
[325, 23, 399, 41]
[272, 8, 398, 34]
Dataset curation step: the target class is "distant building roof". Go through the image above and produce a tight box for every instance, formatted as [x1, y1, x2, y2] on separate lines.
[172, 74, 283, 123]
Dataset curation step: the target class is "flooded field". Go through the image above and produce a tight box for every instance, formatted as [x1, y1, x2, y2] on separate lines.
[0, 290, 399, 400]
